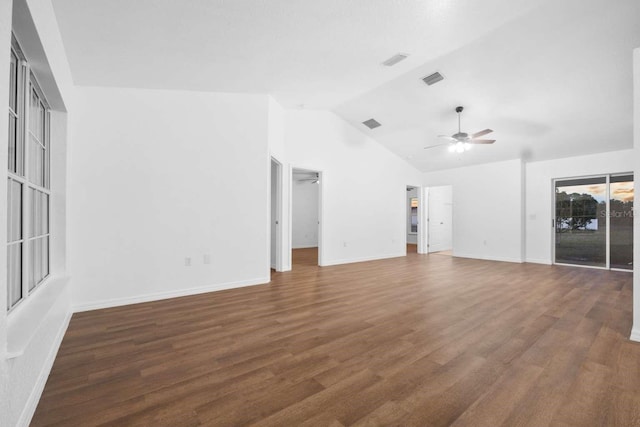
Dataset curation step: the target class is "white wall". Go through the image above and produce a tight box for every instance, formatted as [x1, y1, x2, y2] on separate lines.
[285, 110, 422, 266]
[525, 149, 634, 264]
[69, 87, 271, 310]
[267, 98, 290, 271]
[632, 48, 640, 342]
[292, 179, 319, 248]
[0, 0, 12, 368]
[423, 159, 524, 263]
[406, 187, 417, 244]
[0, 1, 12, 423]
[1, 0, 74, 425]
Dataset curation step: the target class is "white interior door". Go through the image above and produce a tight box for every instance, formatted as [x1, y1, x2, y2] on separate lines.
[270, 159, 279, 269]
[428, 185, 453, 253]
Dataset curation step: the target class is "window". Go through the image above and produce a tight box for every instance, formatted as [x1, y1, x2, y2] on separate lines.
[7, 36, 51, 311]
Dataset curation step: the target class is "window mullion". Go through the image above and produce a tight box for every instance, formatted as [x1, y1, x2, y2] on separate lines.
[605, 174, 611, 270]
[46, 110, 50, 189]
[18, 60, 26, 176]
[21, 63, 31, 300]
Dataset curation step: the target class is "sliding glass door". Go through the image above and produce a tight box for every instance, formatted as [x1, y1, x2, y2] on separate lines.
[554, 174, 633, 270]
[555, 177, 607, 267]
[610, 175, 634, 270]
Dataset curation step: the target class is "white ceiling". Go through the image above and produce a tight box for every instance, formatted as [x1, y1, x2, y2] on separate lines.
[51, 0, 640, 172]
[335, 0, 640, 171]
[52, 0, 540, 109]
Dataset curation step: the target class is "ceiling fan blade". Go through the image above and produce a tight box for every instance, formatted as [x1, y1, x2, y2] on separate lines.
[472, 129, 493, 138]
[469, 139, 496, 144]
[424, 142, 451, 150]
[437, 135, 457, 141]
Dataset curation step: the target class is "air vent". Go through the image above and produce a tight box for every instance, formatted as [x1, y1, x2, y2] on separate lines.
[362, 118, 381, 129]
[382, 53, 409, 67]
[422, 72, 444, 86]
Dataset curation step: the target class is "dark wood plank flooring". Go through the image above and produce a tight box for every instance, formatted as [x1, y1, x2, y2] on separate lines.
[31, 248, 640, 426]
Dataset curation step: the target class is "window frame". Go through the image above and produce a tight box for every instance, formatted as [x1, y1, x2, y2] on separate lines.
[7, 35, 52, 313]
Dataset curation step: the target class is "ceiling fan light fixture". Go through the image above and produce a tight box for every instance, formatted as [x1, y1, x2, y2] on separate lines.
[449, 141, 470, 154]
[427, 106, 496, 152]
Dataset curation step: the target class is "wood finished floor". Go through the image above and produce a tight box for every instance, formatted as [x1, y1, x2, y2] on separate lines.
[32, 248, 640, 426]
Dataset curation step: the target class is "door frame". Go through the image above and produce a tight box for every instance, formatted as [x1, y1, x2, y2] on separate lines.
[269, 156, 284, 272]
[551, 172, 634, 272]
[406, 185, 426, 254]
[290, 165, 324, 267]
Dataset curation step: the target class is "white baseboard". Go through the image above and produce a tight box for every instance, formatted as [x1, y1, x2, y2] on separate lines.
[73, 277, 270, 313]
[453, 252, 524, 264]
[17, 311, 72, 427]
[630, 327, 640, 343]
[292, 245, 319, 249]
[321, 253, 405, 267]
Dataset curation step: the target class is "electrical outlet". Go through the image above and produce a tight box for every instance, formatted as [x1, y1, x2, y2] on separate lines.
[185, 257, 191, 266]
[204, 254, 211, 265]
[343, 241, 347, 247]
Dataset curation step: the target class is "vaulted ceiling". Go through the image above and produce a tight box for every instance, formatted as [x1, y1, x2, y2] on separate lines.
[335, 0, 640, 171]
[52, 0, 640, 171]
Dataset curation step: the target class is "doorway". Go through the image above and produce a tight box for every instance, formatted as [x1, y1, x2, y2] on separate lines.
[428, 185, 453, 254]
[291, 168, 322, 267]
[406, 186, 419, 254]
[269, 158, 282, 272]
[554, 174, 633, 270]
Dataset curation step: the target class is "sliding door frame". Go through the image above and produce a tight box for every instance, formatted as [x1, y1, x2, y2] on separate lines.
[552, 172, 633, 272]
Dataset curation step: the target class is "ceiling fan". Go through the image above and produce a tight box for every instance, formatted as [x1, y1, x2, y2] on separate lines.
[425, 106, 495, 153]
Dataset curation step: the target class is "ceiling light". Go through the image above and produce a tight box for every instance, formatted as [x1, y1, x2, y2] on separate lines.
[449, 141, 471, 153]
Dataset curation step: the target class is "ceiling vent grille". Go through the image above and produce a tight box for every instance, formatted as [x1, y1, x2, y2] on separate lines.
[422, 72, 444, 86]
[382, 53, 409, 67]
[362, 118, 382, 129]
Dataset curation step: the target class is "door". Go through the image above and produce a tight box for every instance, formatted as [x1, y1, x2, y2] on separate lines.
[554, 174, 633, 270]
[554, 177, 607, 267]
[270, 159, 278, 269]
[428, 186, 453, 253]
[610, 174, 633, 270]
[270, 158, 283, 271]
